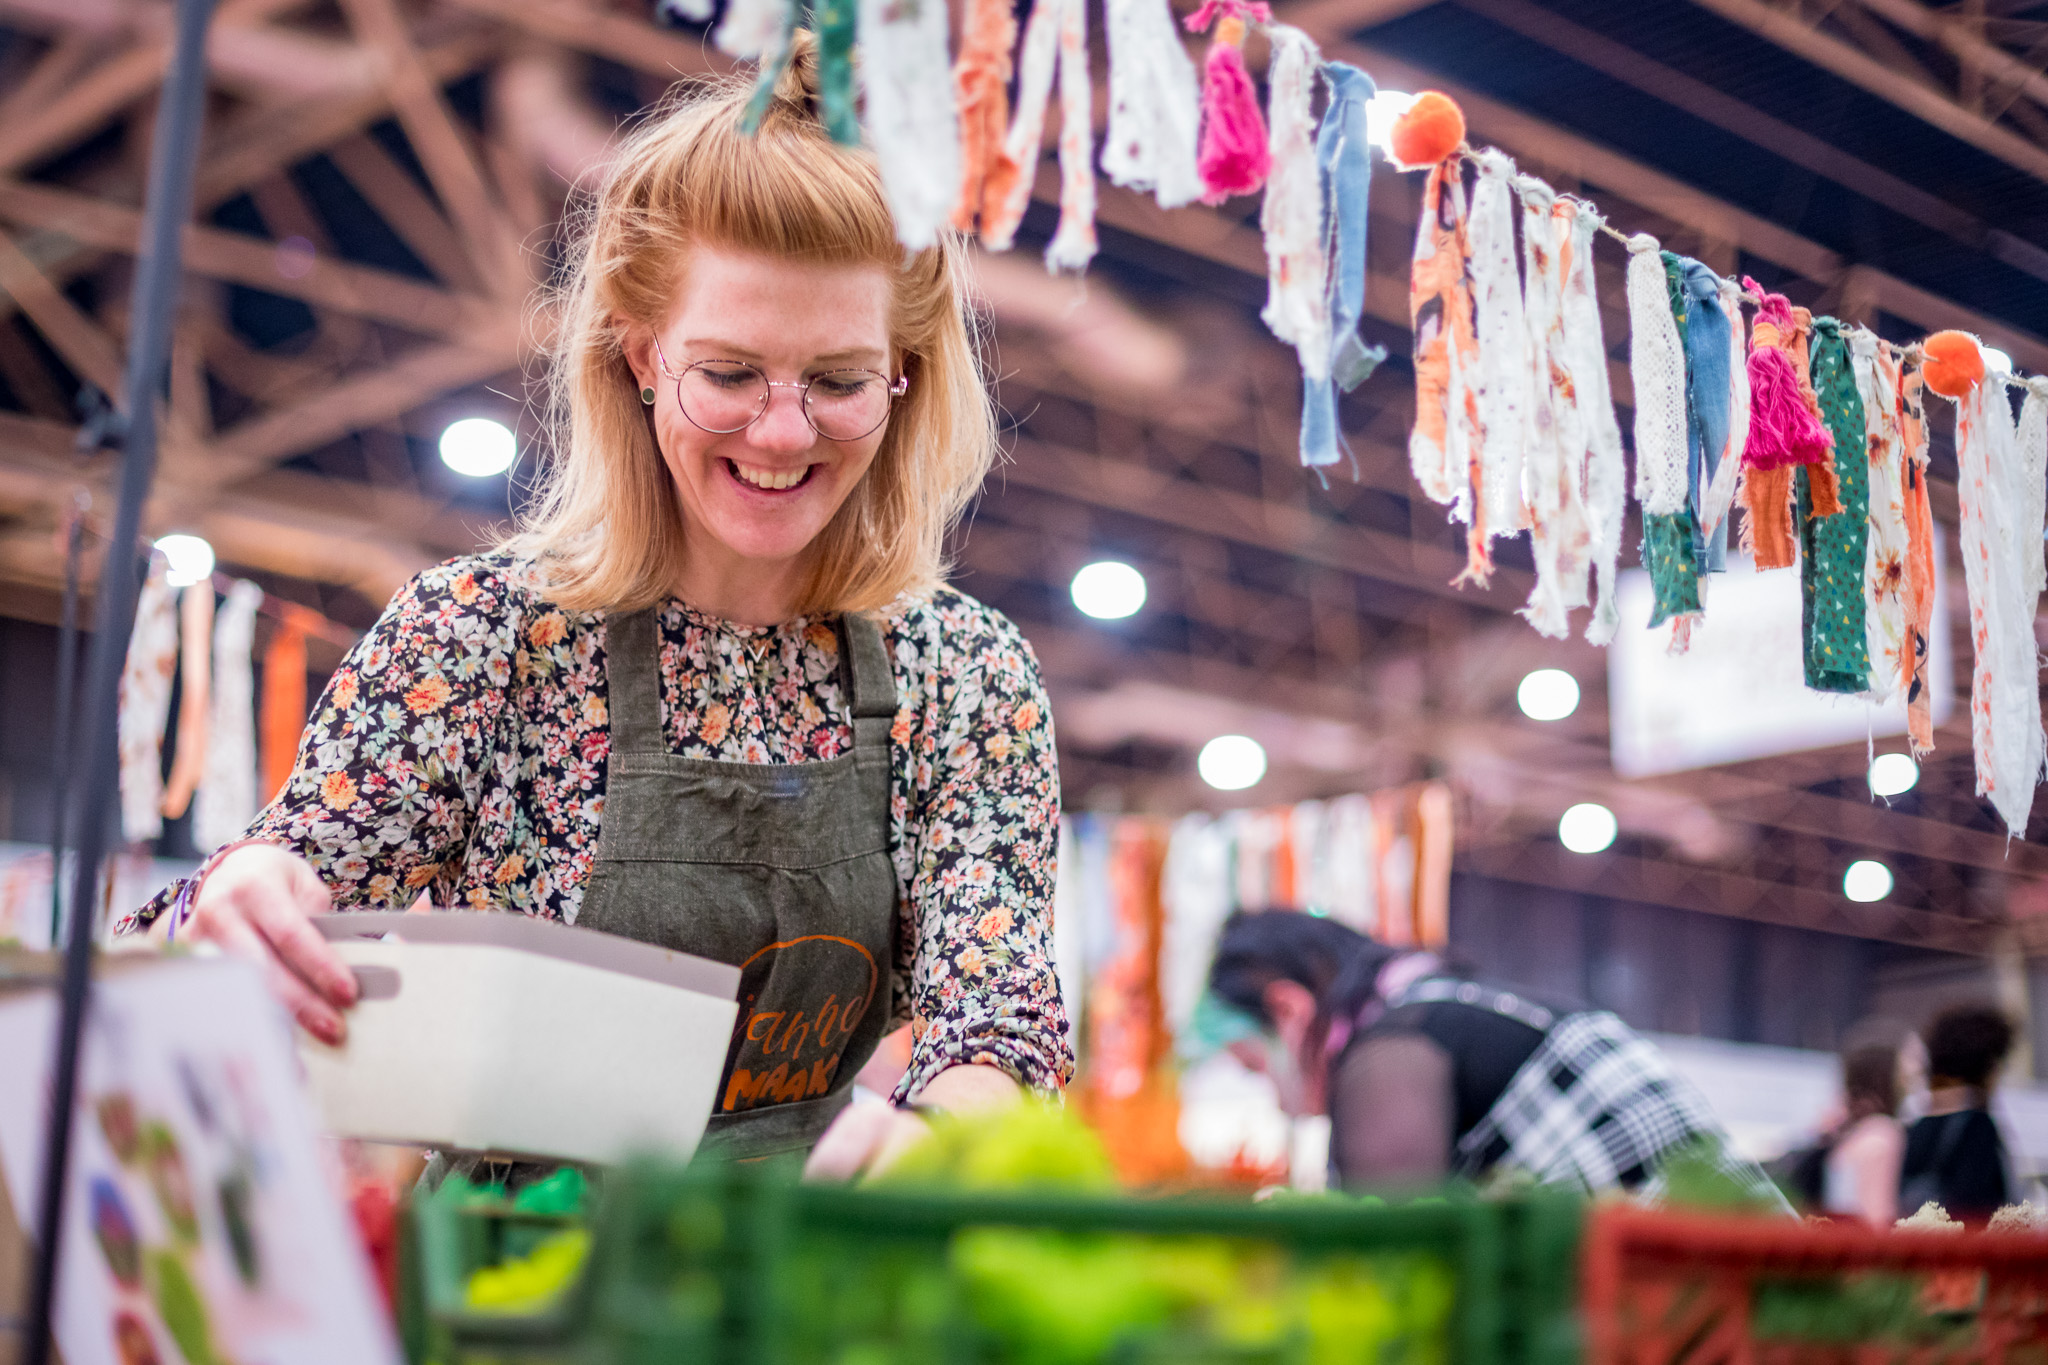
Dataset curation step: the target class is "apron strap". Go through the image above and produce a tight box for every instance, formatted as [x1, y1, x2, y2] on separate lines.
[836, 612, 898, 729]
[603, 606, 666, 755]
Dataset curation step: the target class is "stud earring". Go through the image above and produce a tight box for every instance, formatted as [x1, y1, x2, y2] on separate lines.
[640, 386, 656, 406]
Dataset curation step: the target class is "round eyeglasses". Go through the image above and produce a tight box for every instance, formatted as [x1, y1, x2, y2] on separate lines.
[651, 336, 909, 443]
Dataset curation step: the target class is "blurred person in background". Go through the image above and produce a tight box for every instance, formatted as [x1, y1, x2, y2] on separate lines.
[1819, 1045, 1905, 1228]
[1204, 910, 1781, 1205]
[1899, 1004, 2015, 1221]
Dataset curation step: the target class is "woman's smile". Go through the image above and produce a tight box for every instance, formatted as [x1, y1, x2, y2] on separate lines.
[724, 458, 818, 493]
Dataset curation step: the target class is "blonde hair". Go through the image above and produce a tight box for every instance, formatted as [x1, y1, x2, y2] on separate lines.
[505, 37, 996, 617]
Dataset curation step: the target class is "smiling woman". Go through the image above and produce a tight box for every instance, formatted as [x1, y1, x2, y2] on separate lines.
[126, 33, 1069, 1182]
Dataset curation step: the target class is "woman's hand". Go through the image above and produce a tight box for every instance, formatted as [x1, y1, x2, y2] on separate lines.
[155, 843, 357, 1043]
[803, 1062, 1022, 1182]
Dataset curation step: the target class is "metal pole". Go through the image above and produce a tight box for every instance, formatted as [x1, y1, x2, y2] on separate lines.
[47, 501, 85, 948]
[21, 0, 215, 1358]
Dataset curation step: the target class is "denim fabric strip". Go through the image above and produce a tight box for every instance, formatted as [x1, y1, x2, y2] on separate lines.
[1300, 62, 1385, 468]
[1679, 257, 1732, 572]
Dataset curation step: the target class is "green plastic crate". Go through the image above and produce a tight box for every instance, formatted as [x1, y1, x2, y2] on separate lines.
[400, 1184, 598, 1365]
[590, 1160, 1532, 1365]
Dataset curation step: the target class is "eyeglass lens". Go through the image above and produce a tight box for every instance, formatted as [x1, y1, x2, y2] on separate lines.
[678, 363, 895, 441]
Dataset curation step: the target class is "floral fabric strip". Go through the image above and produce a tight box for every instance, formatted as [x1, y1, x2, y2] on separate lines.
[1955, 379, 2045, 836]
[1852, 329, 1910, 706]
[1560, 202, 1626, 644]
[1898, 364, 1938, 755]
[1407, 158, 1478, 516]
[1099, 0, 1204, 209]
[1258, 25, 1327, 384]
[119, 559, 179, 846]
[1517, 179, 1591, 639]
[1045, 0, 1097, 270]
[196, 580, 265, 854]
[1467, 150, 1531, 563]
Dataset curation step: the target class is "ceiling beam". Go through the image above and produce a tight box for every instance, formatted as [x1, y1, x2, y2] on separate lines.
[1678, 0, 2048, 186]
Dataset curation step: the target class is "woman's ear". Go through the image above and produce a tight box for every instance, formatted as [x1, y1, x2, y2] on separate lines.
[616, 317, 658, 397]
[1262, 979, 1319, 1051]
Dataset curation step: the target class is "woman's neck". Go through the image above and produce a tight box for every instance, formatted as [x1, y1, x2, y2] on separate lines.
[672, 554, 804, 627]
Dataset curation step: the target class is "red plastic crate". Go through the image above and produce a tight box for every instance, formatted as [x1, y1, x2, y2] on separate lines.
[1582, 1204, 2048, 1364]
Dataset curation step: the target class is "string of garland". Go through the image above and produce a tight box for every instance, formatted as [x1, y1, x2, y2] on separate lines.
[699, 3, 2048, 834]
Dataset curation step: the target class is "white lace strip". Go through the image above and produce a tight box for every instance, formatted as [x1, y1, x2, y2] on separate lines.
[1468, 149, 1530, 536]
[1625, 233, 1688, 517]
[858, 0, 960, 249]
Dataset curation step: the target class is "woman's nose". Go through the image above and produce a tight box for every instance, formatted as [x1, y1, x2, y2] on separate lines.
[747, 384, 817, 452]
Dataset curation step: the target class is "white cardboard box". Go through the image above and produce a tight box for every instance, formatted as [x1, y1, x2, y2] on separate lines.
[299, 913, 739, 1165]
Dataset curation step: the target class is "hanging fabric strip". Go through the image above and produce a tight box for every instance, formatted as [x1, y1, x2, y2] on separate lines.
[1467, 150, 1531, 555]
[260, 607, 312, 805]
[1100, 0, 1205, 209]
[1045, 0, 1098, 270]
[858, 0, 959, 249]
[196, 580, 263, 852]
[1853, 329, 1911, 706]
[1408, 158, 1479, 519]
[2019, 378, 2048, 611]
[1185, 0, 1273, 204]
[1628, 234, 1699, 631]
[1698, 276, 1750, 550]
[982, 0, 1063, 252]
[118, 558, 178, 845]
[1898, 362, 1937, 756]
[1954, 377, 2044, 836]
[1517, 178, 1590, 639]
[1560, 202, 1626, 644]
[1676, 257, 1732, 574]
[1797, 317, 1871, 694]
[1788, 307, 1843, 520]
[951, 0, 1021, 236]
[1298, 63, 1381, 469]
[812, 0, 858, 144]
[160, 581, 216, 822]
[1740, 282, 1834, 472]
[1258, 25, 1327, 380]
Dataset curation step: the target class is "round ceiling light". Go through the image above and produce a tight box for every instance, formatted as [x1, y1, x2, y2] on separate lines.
[155, 534, 215, 589]
[1558, 802, 1617, 854]
[1868, 752, 1919, 797]
[1843, 860, 1894, 903]
[1517, 668, 1581, 721]
[1198, 735, 1267, 791]
[1070, 560, 1147, 620]
[439, 417, 518, 478]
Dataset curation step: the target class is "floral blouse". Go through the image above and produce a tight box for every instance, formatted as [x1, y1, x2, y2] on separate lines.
[128, 552, 1073, 1101]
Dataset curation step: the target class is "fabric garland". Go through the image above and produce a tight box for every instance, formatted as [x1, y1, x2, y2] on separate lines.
[1797, 317, 1871, 694]
[1852, 328, 1911, 706]
[1559, 201, 1627, 644]
[857, 0, 959, 249]
[951, 0, 1021, 237]
[1627, 233, 1698, 631]
[1954, 376, 2045, 836]
[1466, 149, 1531, 571]
[1099, 0, 1204, 210]
[1517, 180, 1591, 639]
[160, 581, 215, 822]
[196, 580, 264, 853]
[1298, 62, 1382, 470]
[1258, 25, 1327, 388]
[1408, 158, 1478, 521]
[118, 558, 178, 845]
[1185, 0, 1272, 204]
[1898, 362, 1938, 756]
[1675, 256, 1732, 574]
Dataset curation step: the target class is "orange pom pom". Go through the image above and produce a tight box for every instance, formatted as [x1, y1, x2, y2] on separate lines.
[1921, 330, 1986, 398]
[1389, 92, 1466, 171]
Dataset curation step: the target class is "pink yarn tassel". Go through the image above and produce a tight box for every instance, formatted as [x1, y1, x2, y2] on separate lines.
[1186, 0, 1271, 205]
[1741, 283, 1833, 470]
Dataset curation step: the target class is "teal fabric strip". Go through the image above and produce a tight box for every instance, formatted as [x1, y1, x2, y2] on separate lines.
[1797, 318, 1871, 693]
[1642, 511, 1703, 627]
[813, 0, 859, 145]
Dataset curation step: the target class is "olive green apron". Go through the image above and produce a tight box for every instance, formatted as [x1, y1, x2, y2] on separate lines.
[574, 606, 899, 1159]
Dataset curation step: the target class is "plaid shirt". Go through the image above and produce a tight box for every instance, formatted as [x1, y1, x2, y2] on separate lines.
[1392, 978, 1783, 1206]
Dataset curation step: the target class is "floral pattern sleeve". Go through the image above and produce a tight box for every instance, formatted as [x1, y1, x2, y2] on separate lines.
[889, 607, 1071, 1101]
